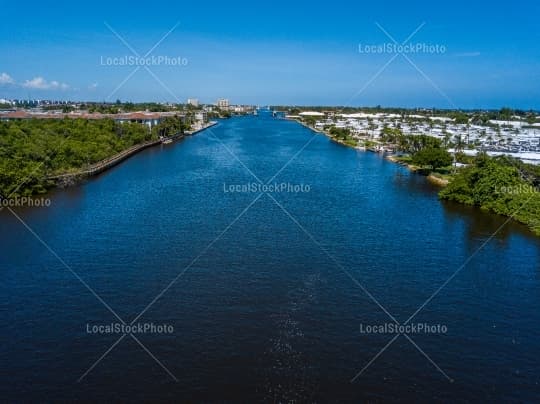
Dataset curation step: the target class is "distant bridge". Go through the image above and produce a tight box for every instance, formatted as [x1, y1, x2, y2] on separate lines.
[271, 110, 287, 117]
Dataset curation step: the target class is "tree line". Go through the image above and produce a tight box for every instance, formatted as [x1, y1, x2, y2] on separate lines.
[440, 153, 540, 235]
[0, 118, 157, 197]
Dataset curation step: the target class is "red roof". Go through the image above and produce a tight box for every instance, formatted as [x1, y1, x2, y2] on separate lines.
[117, 112, 161, 120]
[0, 110, 165, 121]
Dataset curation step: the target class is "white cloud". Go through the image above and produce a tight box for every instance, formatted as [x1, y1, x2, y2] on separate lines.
[88, 82, 98, 90]
[22, 76, 69, 90]
[0, 72, 15, 85]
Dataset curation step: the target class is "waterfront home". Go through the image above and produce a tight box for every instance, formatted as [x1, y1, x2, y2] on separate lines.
[115, 112, 162, 129]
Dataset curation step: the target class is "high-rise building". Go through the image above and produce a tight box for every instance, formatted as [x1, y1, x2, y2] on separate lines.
[187, 98, 199, 107]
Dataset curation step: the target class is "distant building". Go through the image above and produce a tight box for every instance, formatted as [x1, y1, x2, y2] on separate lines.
[187, 98, 199, 107]
[299, 111, 325, 117]
[194, 111, 207, 123]
[115, 112, 163, 129]
[0, 110, 165, 129]
[231, 105, 245, 113]
[216, 99, 229, 109]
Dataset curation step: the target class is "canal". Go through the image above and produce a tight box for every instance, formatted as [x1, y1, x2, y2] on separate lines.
[1, 111, 539, 401]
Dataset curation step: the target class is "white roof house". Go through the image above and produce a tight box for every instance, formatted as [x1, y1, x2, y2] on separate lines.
[299, 111, 325, 117]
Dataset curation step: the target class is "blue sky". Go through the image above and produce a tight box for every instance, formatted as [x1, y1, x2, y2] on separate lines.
[1, 0, 539, 109]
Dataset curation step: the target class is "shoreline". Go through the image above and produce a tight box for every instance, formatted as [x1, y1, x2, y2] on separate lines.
[295, 119, 450, 187]
[295, 119, 366, 150]
[48, 121, 218, 188]
[291, 118, 540, 235]
[185, 120, 218, 136]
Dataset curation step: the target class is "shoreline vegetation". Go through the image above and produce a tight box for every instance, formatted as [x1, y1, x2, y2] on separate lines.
[2, 105, 539, 236]
[295, 117, 540, 236]
[0, 115, 216, 199]
[0, 99, 257, 200]
[47, 121, 218, 188]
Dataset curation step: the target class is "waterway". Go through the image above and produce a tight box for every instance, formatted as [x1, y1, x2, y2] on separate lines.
[1, 111, 539, 401]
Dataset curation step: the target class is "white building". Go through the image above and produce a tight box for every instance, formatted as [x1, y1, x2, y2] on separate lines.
[299, 111, 325, 117]
[194, 111, 207, 123]
[187, 98, 199, 107]
[115, 112, 162, 129]
[216, 99, 230, 109]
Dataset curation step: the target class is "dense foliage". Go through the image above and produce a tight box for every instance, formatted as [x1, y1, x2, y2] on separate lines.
[0, 118, 155, 197]
[328, 127, 358, 146]
[83, 102, 182, 114]
[151, 116, 190, 138]
[439, 153, 540, 234]
[412, 147, 452, 170]
[380, 128, 442, 153]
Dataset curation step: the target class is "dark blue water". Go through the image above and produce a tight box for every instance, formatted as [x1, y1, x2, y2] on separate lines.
[2, 112, 540, 402]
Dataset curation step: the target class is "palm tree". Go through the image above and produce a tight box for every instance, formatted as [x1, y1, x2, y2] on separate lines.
[454, 133, 464, 153]
[442, 130, 451, 148]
